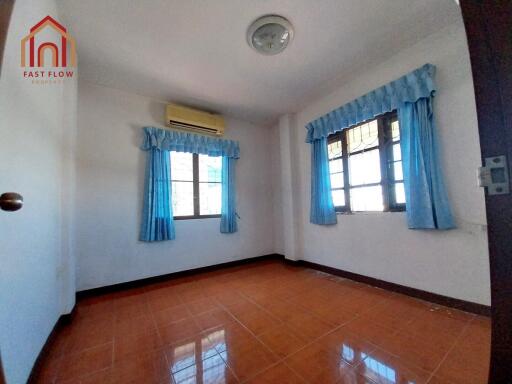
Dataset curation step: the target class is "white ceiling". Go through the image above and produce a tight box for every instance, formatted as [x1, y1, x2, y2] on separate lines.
[57, 0, 461, 125]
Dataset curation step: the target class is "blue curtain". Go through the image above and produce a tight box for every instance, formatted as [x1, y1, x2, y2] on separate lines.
[142, 126, 240, 158]
[220, 156, 238, 233]
[140, 148, 175, 241]
[305, 64, 455, 230]
[310, 137, 337, 225]
[140, 127, 240, 238]
[306, 64, 436, 143]
[398, 97, 455, 229]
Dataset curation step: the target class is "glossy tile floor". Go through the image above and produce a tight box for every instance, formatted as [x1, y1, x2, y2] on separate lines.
[33, 260, 491, 384]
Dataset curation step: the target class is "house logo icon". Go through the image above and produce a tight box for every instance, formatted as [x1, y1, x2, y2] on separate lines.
[21, 15, 76, 68]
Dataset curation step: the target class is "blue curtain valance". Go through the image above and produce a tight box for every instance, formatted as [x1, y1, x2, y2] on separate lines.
[305, 64, 436, 143]
[141, 126, 240, 158]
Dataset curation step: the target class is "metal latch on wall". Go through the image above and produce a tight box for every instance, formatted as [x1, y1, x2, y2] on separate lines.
[478, 155, 510, 195]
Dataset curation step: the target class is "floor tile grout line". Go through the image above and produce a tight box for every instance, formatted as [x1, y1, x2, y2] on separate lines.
[52, 340, 115, 383]
[313, 268, 480, 323]
[206, 267, 393, 383]
[145, 294, 171, 381]
[281, 273, 395, 318]
[45, 337, 69, 384]
[56, 339, 114, 357]
[281, 360, 311, 384]
[346, 299, 475, 380]
[201, 271, 414, 373]
[109, 332, 114, 379]
[212, 295, 282, 382]
[209, 279, 320, 382]
[424, 316, 475, 383]
[157, 297, 249, 381]
[187, 301, 242, 383]
[156, 285, 264, 382]
[218, 297, 350, 383]
[109, 291, 187, 382]
[230, 268, 460, 383]
[236, 272, 365, 326]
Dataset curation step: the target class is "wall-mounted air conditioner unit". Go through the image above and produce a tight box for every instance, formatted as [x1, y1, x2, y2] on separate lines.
[166, 104, 225, 136]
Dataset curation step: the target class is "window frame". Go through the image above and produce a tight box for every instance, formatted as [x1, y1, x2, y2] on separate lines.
[171, 153, 222, 220]
[327, 111, 405, 213]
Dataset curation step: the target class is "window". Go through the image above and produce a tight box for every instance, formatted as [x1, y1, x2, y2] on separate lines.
[170, 152, 222, 219]
[327, 111, 405, 212]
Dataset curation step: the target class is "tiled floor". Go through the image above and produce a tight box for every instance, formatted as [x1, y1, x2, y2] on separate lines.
[33, 260, 491, 384]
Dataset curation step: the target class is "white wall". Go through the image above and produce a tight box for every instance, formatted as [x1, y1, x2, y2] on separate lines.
[75, 82, 275, 290]
[269, 124, 284, 255]
[0, 1, 77, 383]
[277, 20, 491, 305]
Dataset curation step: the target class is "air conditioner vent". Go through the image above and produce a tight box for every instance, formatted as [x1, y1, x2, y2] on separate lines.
[166, 104, 224, 136]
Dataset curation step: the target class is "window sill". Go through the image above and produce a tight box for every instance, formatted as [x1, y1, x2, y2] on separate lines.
[174, 215, 221, 220]
[336, 210, 405, 215]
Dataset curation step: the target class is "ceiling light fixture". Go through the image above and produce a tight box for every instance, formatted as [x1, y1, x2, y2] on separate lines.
[247, 15, 294, 55]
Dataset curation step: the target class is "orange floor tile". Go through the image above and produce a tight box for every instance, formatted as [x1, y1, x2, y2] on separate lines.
[32, 260, 491, 384]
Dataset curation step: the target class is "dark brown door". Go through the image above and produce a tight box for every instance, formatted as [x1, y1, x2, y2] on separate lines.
[0, 354, 5, 384]
[460, 1, 512, 382]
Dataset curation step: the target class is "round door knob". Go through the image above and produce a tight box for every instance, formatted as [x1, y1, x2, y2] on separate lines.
[0, 192, 23, 211]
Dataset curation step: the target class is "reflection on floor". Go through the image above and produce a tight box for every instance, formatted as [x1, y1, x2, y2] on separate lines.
[33, 260, 491, 383]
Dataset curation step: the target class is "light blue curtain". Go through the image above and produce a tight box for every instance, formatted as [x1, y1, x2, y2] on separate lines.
[140, 147, 175, 241]
[306, 64, 436, 143]
[305, 63, 455, 230]
[140, 127, 240, 239]
[141, 126, 240, 158]
[398, 97, 455, 229]
[220, 156, 238, 233]
[310, 137, 337, 225]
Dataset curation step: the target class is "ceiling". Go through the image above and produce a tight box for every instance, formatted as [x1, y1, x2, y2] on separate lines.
[57, 0, 461, 125]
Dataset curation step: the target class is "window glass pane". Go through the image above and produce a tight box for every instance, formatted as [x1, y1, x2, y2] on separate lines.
[329, 158, 343, 173]
[392, 143, 401, 161]
[347, 120, 379, 153]
[172, 181, 194, 216]
[170, 152, 193, 181]
[395, 182, 406, 204]
[393, 161, 403, 181]
[332, 189, 345, 207]
[348, 149, 381, 186]
[199, 154, 221, 182]
[350, 186, 384, 211]
[328, 140, 342, 159]
[200, 183, 221, 215]
[391, 120, 400, 141]
[330, 172, 344, 189]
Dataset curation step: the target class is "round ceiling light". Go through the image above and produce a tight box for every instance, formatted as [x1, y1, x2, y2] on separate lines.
[247, 15, 294, 55]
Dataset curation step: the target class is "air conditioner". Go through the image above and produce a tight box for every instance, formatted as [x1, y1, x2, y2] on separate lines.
[166, 104, 225, 136]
